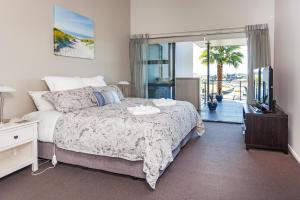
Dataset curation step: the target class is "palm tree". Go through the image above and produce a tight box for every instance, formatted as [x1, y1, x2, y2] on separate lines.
[199, 45, 244, 95]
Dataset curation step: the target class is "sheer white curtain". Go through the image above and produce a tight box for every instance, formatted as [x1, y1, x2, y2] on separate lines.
[129, 34, 149, 98]
[246, 24, 271, 104]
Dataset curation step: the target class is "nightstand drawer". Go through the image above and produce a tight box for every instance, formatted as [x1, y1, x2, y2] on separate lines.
[0, 126, 34, 150]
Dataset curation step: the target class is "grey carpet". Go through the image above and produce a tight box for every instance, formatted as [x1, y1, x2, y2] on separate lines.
[1, 122, 300, 200]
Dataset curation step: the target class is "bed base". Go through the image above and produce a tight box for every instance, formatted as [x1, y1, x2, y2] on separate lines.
[38, 127, 198, 179]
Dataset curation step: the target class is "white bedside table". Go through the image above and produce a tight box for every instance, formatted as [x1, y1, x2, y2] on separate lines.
[0, 120, 38, 178]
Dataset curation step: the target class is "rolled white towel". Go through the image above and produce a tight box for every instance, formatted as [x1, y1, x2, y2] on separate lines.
[153, 98, 176, 107]
[127, 105, 160, 115]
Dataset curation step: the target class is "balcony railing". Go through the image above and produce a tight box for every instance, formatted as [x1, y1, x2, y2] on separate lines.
[201, 79, 248, 105]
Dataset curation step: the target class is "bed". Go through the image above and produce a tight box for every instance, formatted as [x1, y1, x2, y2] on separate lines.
[25, 77, 205, 189]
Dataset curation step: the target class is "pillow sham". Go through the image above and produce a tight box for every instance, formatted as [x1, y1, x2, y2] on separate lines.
[94, 85, 124, 100]
[28, 91, 55, 111]
[81, 76, 107, 87]
[43, 87, 97, 113]
[93, 90, 120, 106]
[43, 76, 84, 91]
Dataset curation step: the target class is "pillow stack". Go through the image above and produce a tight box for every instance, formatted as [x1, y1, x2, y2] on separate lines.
[29, 76, 125, 113]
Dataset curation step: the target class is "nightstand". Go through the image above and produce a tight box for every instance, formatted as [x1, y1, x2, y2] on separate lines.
[117, 82, 130, 97]
[0, 120, 38, 178]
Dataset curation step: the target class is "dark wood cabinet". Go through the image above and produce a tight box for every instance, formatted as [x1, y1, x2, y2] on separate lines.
[243, 104, 288, 154]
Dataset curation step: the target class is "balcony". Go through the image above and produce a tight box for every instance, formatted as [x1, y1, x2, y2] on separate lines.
[200, 79, 247, 123]
[201, 100, 243, 123]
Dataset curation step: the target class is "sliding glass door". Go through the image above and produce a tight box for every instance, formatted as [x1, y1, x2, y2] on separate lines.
[146, 43, 175, 99]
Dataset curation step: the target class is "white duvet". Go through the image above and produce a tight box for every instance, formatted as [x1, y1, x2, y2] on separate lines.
[23, 110, 62, 142]
[22, 98, 205, 189]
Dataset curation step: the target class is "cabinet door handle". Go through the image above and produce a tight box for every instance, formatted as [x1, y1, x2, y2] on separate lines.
[13, 135, 19, 139]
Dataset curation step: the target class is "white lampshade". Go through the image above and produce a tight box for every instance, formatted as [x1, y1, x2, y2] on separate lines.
[0, 85, 16, 93]
[117, 81, 130, 85]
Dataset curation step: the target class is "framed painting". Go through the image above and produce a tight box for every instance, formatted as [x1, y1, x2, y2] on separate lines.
[54, 5, 95, 59]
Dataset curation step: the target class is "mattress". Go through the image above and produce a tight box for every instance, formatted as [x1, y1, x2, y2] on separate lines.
[23, 110, 61, 142]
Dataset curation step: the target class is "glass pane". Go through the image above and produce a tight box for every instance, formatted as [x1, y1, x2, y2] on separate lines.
[146, 43, 175, 99]
[148, 64, 160, 83]
[161, 64, 170, 80]
[148, 44, 161, 60]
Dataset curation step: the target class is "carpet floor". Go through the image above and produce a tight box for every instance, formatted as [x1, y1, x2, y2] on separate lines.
[0, 122, 300, 200]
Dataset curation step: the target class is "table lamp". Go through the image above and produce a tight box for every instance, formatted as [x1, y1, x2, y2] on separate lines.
[0, 85, 16, 125]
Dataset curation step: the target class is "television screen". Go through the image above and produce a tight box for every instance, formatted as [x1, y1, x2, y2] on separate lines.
[253, 68, 261, 102]
[253, 66, 273, 111]
[261, 67, 270, 104]
[261, 66, 273, 110]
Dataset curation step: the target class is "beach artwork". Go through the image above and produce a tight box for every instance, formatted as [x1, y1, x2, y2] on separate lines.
[54, 5, 95, 59]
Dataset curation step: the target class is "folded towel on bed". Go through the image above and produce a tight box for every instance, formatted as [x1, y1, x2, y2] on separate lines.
[153, 98, 176, 107]
[127, 105, 160, 115]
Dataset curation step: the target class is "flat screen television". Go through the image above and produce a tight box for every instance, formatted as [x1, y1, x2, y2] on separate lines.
[253, 68, 260, 102]
[253, 66, 273, 111]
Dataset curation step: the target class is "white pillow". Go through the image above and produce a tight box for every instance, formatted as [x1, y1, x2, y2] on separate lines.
[28, 91, 55, 111]
[43, 76, 84, 91]
[81, 76, 107, 87]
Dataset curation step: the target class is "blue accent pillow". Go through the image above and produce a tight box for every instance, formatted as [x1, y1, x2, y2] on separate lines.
[101, 90, 121, 104]
[93, 91, 106, 106]
[93, 90, 121, 107]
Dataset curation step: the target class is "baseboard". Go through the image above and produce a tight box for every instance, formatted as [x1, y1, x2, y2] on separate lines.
[288, 144, 300, 164]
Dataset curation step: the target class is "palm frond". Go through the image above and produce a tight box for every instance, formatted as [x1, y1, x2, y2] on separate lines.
[199, 45, 244, 68]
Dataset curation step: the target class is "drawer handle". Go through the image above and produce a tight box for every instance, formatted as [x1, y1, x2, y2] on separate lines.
[13, 135, 19, 140]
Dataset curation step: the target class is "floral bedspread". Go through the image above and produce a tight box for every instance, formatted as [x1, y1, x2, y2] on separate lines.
[53, 98, 205, 189]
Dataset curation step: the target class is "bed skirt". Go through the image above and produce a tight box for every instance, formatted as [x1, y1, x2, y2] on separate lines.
[38, 127, 198, 179]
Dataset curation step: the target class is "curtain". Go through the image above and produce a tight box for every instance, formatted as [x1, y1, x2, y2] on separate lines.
[129, 34, 149, 98]
[245, 24, 271, 104]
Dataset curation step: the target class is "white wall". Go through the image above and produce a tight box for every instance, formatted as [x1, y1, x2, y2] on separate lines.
[0, 0, 130, 117]
[131, 0, 275, 64]
[175, 42, 194, 77]
[274, 0, 300, 162]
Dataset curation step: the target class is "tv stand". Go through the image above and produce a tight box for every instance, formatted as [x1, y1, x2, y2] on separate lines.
[243, 104, 288, 154]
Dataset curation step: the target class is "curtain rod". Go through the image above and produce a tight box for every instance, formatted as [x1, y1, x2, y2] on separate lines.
[148, 26, 245, 39]
[149, 30, 245, 40]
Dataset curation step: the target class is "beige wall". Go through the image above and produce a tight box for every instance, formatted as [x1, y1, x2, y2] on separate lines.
[0, 0, 130, 118]
[131, 0, 275, 65]
[131, 0, 274, 34]
[274, 0, 300, 162]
